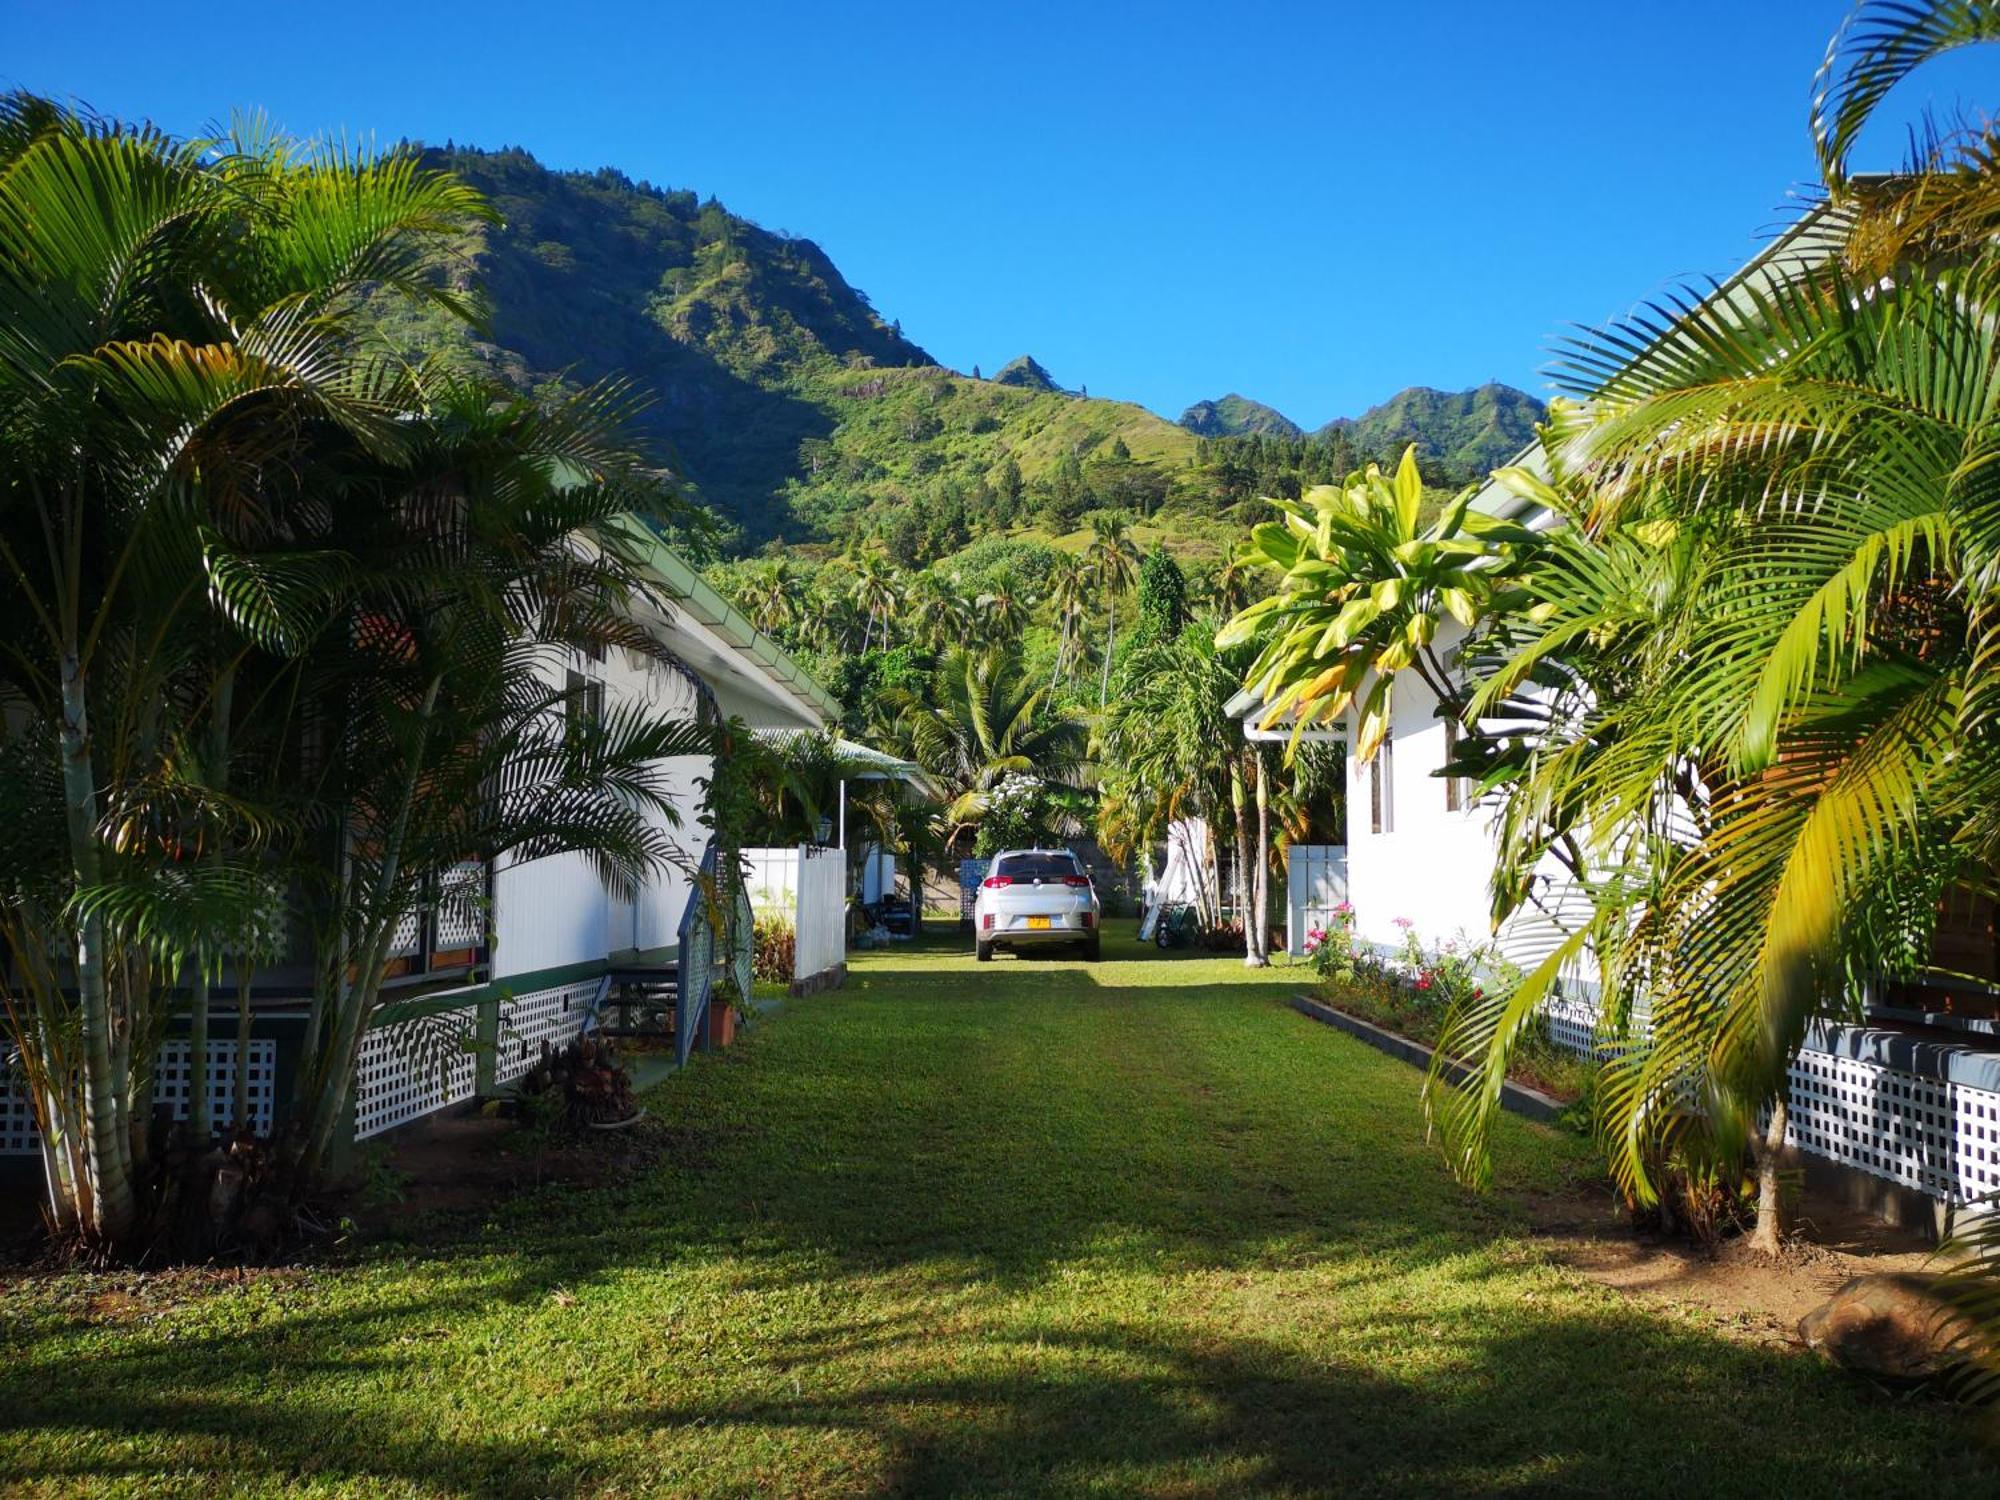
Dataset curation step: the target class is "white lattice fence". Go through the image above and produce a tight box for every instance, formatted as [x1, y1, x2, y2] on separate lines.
[1, 1039, 277, 1156]
[1534, 992, 2000, 1207]
[1784, 1047, 2000, 1204]
[495, 979, 601, 1083]
[353, 1006, 479, 1140]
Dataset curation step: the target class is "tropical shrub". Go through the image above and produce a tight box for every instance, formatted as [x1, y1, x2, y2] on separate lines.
[753, 916, 797, 985]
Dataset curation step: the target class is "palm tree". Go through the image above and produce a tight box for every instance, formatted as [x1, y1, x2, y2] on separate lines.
[891, 647, 1087, 847]
[1097, 618, 1257, 940]
[1085, 512, 1142, 706]
[906, 571, 970, 652]
[852, 553, 900, 654]
[1418, 0, 2000, 1281]
[0, 97, 494, 1250]
[1045, 553, 1092, 692]
[738, 560, 799, 638]
[975, 567, 1033, 642]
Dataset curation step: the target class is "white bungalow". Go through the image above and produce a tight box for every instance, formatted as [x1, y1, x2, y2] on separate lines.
[0, 530, 843, 1162]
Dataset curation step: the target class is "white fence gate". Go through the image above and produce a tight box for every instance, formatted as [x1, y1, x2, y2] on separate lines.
[743, 845, 848, 987]
[1287, 844, 1349, 957]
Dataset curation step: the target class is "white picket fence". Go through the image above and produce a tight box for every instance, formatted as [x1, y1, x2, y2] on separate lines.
[743, 844, 847, 985]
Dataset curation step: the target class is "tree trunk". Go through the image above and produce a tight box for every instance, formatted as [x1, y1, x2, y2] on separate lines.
[58, 649, 137, 1248]
[187, 965, 211, 1144]
[1750, 1096, 1789, 1256]
[1249, 748, 1271, 967]
[233, 955, 254, 1133]
[1100, 610, 1115, 707]
[1229, 759, 1252, 947]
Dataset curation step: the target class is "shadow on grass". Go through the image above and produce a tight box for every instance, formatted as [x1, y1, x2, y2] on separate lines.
[0, 937, 1986, 1496]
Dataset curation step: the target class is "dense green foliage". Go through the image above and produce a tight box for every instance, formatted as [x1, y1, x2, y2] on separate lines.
[370, 147, 1538, 567]
[1324, 381, 1546, 479]
[1, 933, 1984, 1496]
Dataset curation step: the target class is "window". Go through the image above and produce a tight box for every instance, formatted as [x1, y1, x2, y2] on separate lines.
[565, 669, 604, 735]
[993, 851, 1084, 881]
[1369, 737, 1394, 835]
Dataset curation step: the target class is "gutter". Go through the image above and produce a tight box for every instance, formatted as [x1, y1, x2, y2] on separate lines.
[610, 517, 843, 723]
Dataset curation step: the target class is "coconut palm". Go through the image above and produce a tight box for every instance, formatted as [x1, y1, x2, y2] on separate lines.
[906, 571, 971, 651]
[1085, 511, 1143, 706]
[975, 566, 1033, 642]
[851, 553, 901, 654]
[890, 646, 1087, 845]
[738, 560, 799, 638]
[1045, 553, 1092, 691]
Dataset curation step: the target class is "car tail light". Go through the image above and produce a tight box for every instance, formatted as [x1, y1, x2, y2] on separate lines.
[1082, 911, 1096, 929]
[982, 913, 994, 930]
[982, 875, 1012, 889]
[1063, 875, 1090, 888]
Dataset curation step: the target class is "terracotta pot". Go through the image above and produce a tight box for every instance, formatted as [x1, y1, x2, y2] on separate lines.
[705, 1001, 737, 1048]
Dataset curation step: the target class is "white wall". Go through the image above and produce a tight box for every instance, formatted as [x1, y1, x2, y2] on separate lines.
[1343, 625, 1584, 977]
[494, 644, 712, 979]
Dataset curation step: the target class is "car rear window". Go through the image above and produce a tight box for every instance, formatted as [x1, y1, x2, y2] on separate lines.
[996, 853, 1083, 880]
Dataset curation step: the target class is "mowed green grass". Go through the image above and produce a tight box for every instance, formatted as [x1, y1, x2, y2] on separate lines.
[0, 932, 1987, 1497]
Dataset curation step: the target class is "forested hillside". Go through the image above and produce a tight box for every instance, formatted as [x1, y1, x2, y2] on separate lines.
[376, 146, 1541, 565]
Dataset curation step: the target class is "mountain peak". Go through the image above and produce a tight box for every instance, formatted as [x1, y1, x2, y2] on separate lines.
[1179, 393, 1302, 439]
[991, 355, 1058, 392]
[1316, 383, 1544, 475]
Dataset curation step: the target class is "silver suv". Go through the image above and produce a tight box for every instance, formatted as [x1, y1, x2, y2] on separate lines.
[974, 848, 1101, 962]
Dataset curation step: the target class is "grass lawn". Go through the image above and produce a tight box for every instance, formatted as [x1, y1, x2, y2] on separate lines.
[0, 931, 1987, 1497]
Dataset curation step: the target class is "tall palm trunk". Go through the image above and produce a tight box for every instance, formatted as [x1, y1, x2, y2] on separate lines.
[1229, 757, 1252, 945]
[1099, 609, 1116, 707]
[1248, 747, 1271, 967]
[294, 676, 441, 1185]
[58, 647, 137, 1247]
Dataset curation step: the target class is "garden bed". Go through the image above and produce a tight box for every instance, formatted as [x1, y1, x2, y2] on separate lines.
[1309, 972, 1593, 1103]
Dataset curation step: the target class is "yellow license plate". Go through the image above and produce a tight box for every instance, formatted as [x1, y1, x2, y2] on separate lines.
[1027, 916, 1052, 930]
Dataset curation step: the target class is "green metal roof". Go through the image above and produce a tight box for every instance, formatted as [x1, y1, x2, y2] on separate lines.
[611, 518, 842, 723]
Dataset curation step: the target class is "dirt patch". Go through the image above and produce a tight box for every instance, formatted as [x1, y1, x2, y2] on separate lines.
[343, 1104, 711, 1233]
[1518, 1177, 1938, 1350]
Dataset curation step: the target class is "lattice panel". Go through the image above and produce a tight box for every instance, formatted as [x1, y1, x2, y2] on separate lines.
[353, 1008, 478, 1139]
[0, 1073, 39, 1156]
[495, 980, 600, 1083]
[387, 904, 424, 959]
[1, 1040, 276, 1156]
[151, 1040, 277, 1136]
[435, 862, 486, 949]
[1784, 1047, 2000, 1203]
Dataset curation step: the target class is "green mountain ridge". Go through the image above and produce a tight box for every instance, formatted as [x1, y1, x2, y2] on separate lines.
[1319, 382, 1545, 476]
[376, 146, 1543, 561]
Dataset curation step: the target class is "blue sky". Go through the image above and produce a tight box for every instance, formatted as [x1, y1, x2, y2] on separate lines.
[5, 1, 1997, 426]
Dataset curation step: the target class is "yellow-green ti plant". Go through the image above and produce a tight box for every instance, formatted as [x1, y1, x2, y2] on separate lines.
[1217, 446, 1542, 761]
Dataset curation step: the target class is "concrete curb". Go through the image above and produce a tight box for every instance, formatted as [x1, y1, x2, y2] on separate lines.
[1285, 994, 1571, 1125]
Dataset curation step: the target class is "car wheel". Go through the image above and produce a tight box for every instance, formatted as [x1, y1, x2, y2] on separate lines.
[975, 940, 993, 963]
[1084, 936, 1101, 962]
